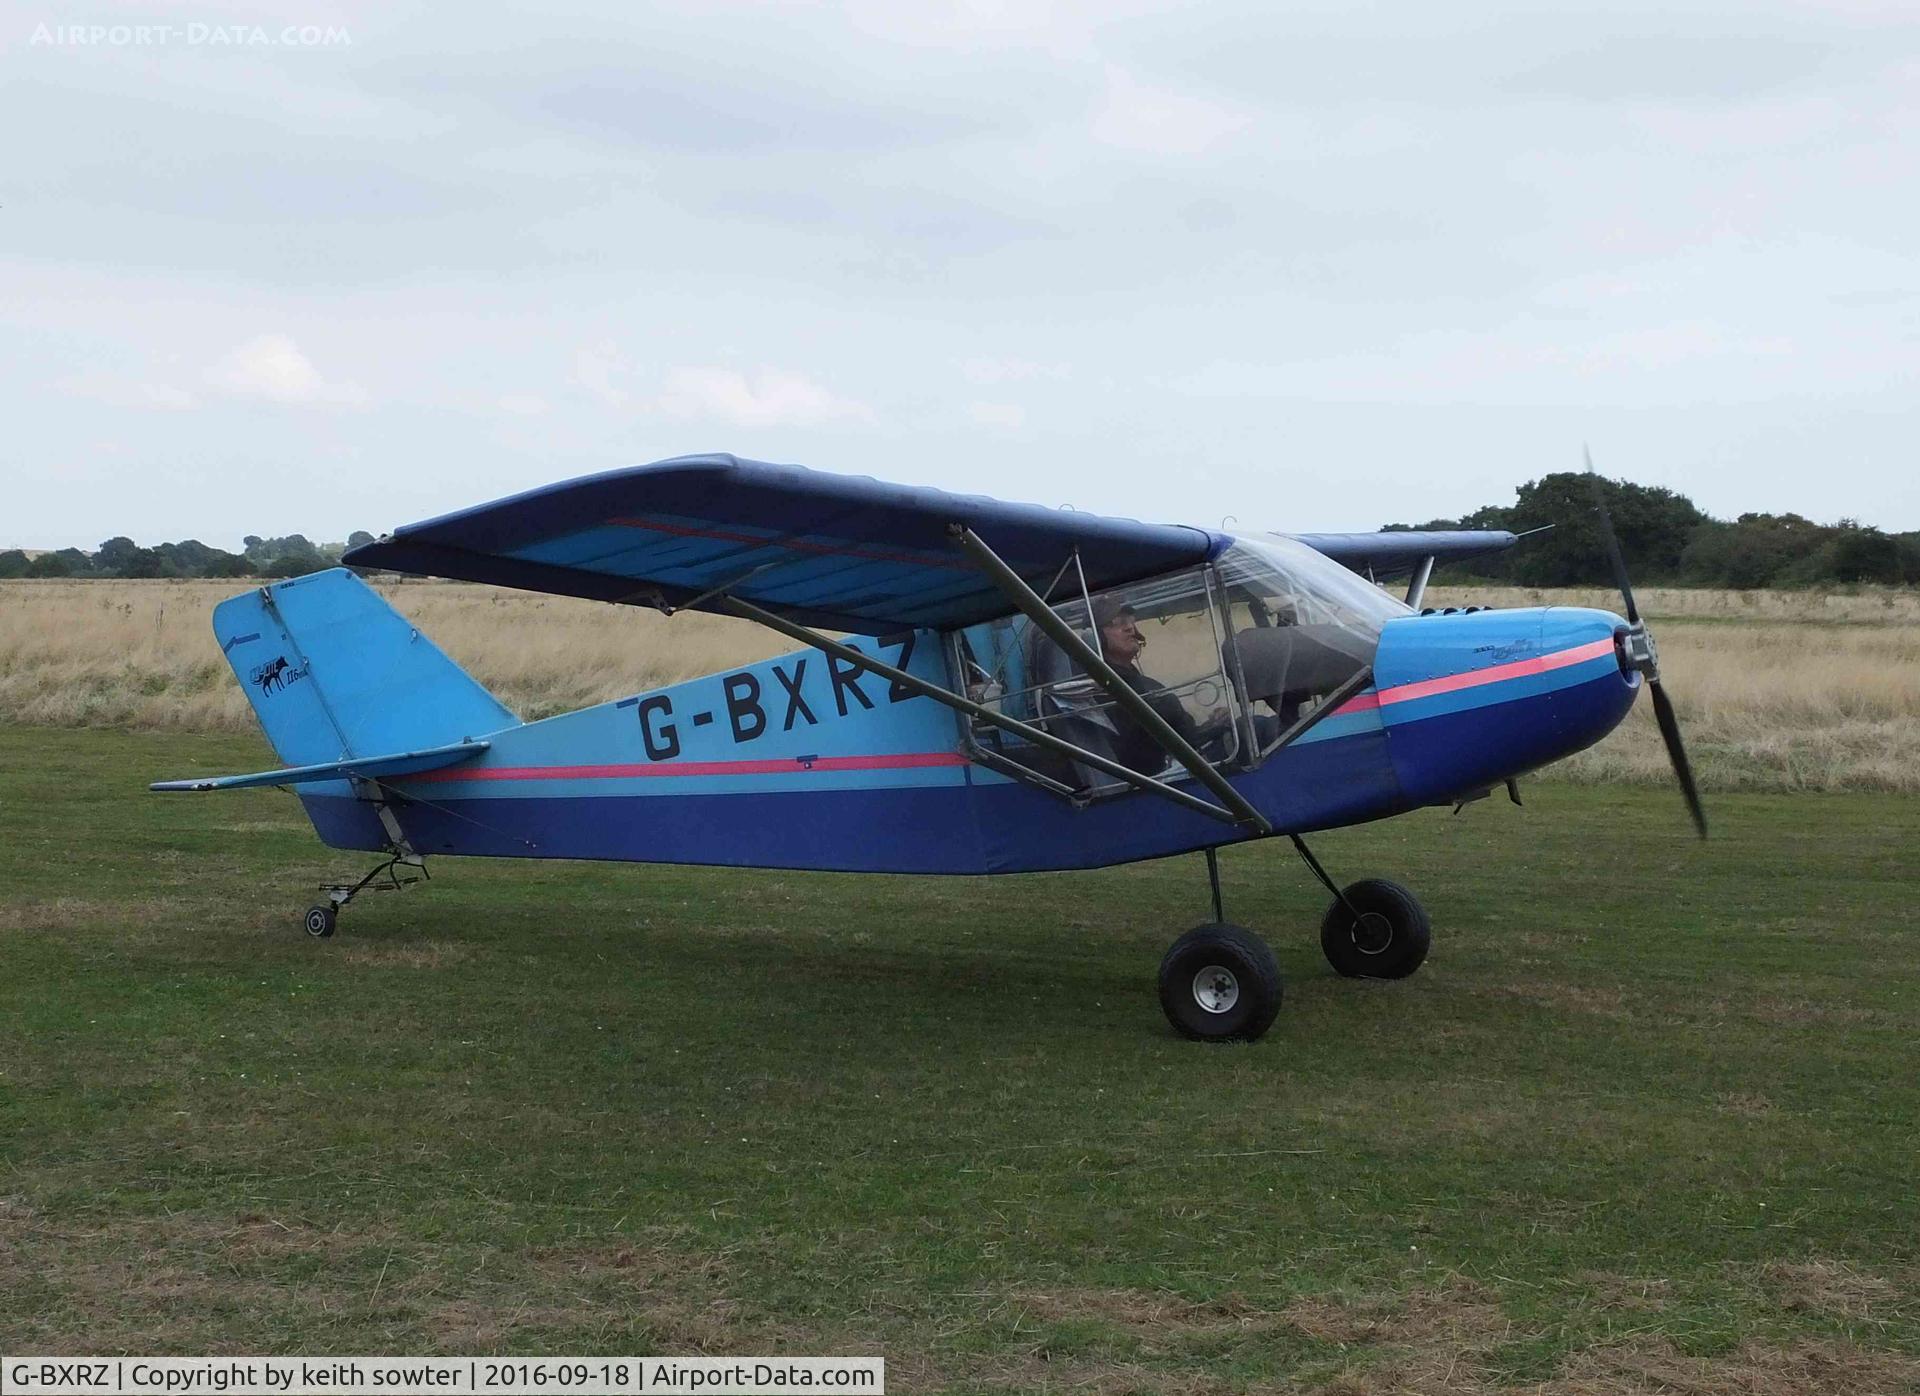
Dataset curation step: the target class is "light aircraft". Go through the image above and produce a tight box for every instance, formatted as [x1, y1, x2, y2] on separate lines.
[154, 454, 1704, 1042]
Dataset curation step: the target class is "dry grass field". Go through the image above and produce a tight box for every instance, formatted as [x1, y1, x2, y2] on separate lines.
[1424, 585, 1920, 793]
[2, 577, 1915, 791]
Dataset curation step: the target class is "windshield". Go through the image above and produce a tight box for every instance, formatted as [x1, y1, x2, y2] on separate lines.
[1215, 535, 1409, 750]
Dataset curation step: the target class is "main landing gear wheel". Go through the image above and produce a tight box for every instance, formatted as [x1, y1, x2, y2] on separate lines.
[1320, 879, 1430, 980]
[302, 904, 337, 939]
[1158, 924, 1283, 1042]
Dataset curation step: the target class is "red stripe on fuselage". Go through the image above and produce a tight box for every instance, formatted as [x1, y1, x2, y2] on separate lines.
[416, 643, 1619, 785]
[1332, 637, 1618, 715]
[409, 751, 971, 784]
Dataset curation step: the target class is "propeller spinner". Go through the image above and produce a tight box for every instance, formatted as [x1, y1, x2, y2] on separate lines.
[1586, 450, 1708, 839]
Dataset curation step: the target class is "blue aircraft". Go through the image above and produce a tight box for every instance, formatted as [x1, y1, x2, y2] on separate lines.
[154, 454, 1704, 1042]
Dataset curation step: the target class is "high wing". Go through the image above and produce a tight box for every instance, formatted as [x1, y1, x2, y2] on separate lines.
[344, 455, 1224, 637]
[151, 740, 490, 792]
[1287, 529, 1519, 581]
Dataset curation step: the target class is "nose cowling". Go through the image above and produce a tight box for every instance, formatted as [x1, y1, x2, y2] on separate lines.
[1373, 606, 1639, 807]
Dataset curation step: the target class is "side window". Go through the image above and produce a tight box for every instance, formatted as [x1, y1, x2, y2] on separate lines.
[950, 568, 1243, 795]
[1216, 536, 1407, 756]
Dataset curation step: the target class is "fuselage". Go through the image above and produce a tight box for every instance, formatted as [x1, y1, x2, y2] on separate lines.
[300, 604, 1639, 874]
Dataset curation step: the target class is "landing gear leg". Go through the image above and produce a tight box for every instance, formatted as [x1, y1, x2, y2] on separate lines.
[302, 852, 427, 938]
[1291, 834, 1431, 980]
[1157, 848, 1283, 1042]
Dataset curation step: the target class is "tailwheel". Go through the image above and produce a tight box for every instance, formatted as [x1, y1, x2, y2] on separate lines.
[1320, 879, 1430, 979]
[304, 851, 428, 938]
[1158, 923, 1283, 1042]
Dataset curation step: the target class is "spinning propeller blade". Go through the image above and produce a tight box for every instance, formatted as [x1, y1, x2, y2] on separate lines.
[1648, 679, 1709, 839]
[1586, 445, 1638, 626]
[1586, 451, 1707, 840]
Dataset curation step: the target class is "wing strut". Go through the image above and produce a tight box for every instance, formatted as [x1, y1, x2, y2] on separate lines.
[1405, 556, 1435, 609]
[949, 525, 1273, 836]
[715, 596, 1245, 827]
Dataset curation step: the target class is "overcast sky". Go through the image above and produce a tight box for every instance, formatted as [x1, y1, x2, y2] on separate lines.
[5, 0, 1916, 552]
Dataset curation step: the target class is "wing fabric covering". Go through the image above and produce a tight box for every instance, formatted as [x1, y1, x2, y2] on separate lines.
[1286, 530, 1519, 580]
[344, 454, 1225, 636]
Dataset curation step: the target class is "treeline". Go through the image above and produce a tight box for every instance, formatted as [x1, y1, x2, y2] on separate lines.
[1387, 472, 1920, 588]
[0, 532, 376, 580]
[8, 476, 1916, 589]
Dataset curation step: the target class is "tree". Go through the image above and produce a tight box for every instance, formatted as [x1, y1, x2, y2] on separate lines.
[117, 547, 167, 579]
[1499, 473, 1707, 586]
[1680, 513, 1826, 588]
[156, 539, 243, 575]
[347, 530, 375, 550]
[1381, 474, 1709, 587]
[263, 542, 330, 578]
[201, 553, 256, 579]
[25, 552, 73, 577]
[1826, 524, 1904, 585]
[0, 550, 27, 579]
[95, 536, 143, 573]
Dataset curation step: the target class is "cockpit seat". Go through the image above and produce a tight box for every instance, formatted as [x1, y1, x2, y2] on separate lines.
[1230, 625, 1369, 725]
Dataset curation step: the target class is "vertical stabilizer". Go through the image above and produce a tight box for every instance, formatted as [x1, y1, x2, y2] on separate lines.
[213, 568, 519, 766]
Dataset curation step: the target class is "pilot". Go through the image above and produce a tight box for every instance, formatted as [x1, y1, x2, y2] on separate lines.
[1093, 598, 1230, 775]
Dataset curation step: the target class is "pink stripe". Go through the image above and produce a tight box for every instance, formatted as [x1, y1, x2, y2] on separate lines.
[416, 640, 1617, 786]
[1378, 637, 1618, 707]
[1329, 637, 1617, 717]
[410, 751, 970, 784]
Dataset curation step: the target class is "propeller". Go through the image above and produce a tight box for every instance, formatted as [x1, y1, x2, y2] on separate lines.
[1586, 449, 1708, 839]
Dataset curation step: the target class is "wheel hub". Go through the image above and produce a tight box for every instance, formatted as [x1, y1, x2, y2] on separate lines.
[1352, 911, 1394, 955]
[1191, 965, 1240, 1014]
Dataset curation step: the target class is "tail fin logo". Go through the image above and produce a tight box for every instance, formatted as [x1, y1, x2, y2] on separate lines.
[250, 655, 301, 695]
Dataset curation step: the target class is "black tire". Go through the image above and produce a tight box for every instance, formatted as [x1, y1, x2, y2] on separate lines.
[303, 904, 337, 939]
[1158, 923, 1283, 1042]
[1320, 879, 1429, 979]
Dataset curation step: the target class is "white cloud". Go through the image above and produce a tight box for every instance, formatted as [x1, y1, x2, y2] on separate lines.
[969, 400, 1026, 428]
[1091, 64, 1250, 156]
[648, 367, 874, 427]
[206, 334, 364, 405]
[497, 392, 550, 416]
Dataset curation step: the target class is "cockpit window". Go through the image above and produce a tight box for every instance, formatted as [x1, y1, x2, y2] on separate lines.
[951, 567, 1238, 795]
[1216, 534, 1410, 753]
[946, 536, 1408, 798]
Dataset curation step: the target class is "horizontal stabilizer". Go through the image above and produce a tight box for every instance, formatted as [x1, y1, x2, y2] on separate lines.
[150, 739, 490, 793]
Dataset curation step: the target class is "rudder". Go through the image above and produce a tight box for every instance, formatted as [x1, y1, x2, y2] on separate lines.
[214, 568, 519, 766]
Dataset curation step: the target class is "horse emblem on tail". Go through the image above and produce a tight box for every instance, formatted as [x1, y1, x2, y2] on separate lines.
[251, 655, 292, 695]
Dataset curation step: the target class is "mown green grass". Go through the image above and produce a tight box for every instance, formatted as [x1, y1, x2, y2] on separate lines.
[1, 725, 1916, 1392]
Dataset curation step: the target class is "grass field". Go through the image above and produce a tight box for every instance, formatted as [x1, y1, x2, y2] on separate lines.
[3, 579, 1915, 793]
[2, 725, 1917, 1392]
